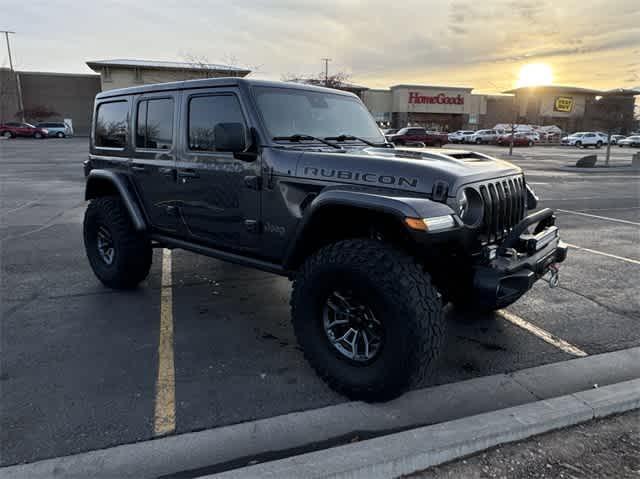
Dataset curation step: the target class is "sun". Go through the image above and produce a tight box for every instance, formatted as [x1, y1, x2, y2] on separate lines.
[515, 63, 553, 88]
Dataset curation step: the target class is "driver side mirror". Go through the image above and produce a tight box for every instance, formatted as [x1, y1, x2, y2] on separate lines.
[214, 122, 247, 152]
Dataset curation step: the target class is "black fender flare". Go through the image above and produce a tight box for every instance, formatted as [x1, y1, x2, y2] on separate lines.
[282, 189, 456, 269]
[85, 169, 147, 231]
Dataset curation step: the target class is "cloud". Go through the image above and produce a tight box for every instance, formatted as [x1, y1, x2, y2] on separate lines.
[2, 0, 638, 91]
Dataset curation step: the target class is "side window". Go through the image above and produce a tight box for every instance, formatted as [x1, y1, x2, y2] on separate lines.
[136, 98, 174, 150]
[95, 101, 129, 148]
[188, 95, 245, 152]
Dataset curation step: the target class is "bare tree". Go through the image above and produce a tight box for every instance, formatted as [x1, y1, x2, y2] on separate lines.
[15, 105, 60, 123]
[282, 70, 352, 89]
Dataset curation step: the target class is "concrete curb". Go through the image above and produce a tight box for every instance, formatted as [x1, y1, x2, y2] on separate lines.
[209, 378, 640, 479]
[1, 348, 638, 479]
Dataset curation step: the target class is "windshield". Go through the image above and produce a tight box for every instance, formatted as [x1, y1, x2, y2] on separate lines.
[253, 86, 385, 143]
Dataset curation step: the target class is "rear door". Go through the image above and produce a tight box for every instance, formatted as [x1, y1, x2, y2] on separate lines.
[175, 88, 261, 252]
[130, 92, 181, 233]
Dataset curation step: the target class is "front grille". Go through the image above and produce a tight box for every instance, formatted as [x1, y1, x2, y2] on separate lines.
[477, 175, 527, 244]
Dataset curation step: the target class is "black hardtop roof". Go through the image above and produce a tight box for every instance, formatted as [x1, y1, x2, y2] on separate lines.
[95, 77, 358, 100]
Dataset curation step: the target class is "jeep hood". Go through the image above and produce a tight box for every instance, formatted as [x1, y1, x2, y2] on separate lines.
[294, 147, 522, 196]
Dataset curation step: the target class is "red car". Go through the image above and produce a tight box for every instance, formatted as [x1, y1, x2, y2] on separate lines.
[386, 127, 448, 147]
[496, 132, 534, 147]
[0, 122, 49, 139]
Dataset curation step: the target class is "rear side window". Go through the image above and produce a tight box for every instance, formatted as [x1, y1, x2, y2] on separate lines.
[188, 95, 244, 151]
[95, 101, 129, 148]
[136, 98, 174, 149]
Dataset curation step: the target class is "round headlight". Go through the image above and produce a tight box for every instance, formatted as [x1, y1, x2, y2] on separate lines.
[457, 187, 483, 226]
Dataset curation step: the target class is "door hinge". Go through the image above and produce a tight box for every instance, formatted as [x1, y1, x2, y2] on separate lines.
[244, 175, 262, 190]
[244, 219, 262, 233]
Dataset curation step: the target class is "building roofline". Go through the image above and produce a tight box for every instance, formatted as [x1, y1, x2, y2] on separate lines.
[502, 85, 603, 95]
[86, 59, 251, 75]
[390, 84, 473, 91]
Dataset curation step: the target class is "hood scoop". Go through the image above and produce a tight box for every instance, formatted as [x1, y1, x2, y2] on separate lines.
[363, 147, 493, 163]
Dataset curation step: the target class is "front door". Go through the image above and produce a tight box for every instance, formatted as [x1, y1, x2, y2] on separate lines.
[175, 89, 261, 253]
[130, 93, 180, 233]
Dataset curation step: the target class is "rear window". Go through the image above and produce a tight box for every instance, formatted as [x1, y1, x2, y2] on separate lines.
[95, 101, 129, 148]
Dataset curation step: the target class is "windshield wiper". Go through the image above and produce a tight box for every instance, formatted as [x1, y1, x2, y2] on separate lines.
[272, 134, 344, 150]
[324, 134, 387, 147]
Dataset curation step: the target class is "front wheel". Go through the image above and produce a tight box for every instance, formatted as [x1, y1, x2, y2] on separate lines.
[83, 196, 152, 289]
[596, 141, 603, 148]
[56, 132, 65, 138]
[34, 132, 43, 139]
[476, 138, 482, 144]
[528, 140, 534, 147]
[291, 239, 444, 402]
[575, 141, 582, 148]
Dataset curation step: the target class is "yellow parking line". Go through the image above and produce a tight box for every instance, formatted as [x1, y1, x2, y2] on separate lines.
[154, 249, 176, 436]
[498, 310, 588, 357]
[565, 243, 640, 266]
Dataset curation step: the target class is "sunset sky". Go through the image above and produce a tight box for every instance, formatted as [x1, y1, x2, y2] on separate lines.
[2, 0, 639, 94]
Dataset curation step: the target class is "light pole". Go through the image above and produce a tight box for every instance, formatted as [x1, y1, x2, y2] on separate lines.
[2, 30, 25, 122]
[321, 58, 331, 86]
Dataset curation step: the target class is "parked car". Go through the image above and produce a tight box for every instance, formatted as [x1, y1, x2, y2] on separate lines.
[609, 135, 626, 145]
[561, 132, 605, 148]
[0, 122, 48, 139]
[468, 129, 499, 144]
[496, 132, 534, 147]
[386, 127, 448, 147]
[448, 130, 475, 144]
[82, 77, 566, 401]
[382, 128, 398, 135]
[36, 122, 71, 138]
[618, 136, 640, 147]
[523, 131, 540, 142]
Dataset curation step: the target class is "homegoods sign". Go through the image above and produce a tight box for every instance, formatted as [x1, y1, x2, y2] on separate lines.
[408, 92, 464, 105]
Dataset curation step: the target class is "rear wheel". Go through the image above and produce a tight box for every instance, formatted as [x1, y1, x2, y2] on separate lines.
[528, 140, 534, 147]
[291, 239, 444, 402]
[1, 131, 12, 139]
[83, 196, 152, 289]
[56, 131, 65, 138]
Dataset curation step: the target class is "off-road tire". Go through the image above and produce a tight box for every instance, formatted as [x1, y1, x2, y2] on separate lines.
[291, 239, 444, 402]
[83, 196, 152, 289]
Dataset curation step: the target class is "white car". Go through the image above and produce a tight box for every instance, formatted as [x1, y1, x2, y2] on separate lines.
[561, 132, 606, 148]
[610, 135, 626, 145]
[468, 129, 499, 144]
[618, 136, 640, 147]
[448, 130, 475, 144]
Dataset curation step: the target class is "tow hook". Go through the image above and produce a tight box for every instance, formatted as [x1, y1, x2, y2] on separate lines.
[543, 263, 560, 288]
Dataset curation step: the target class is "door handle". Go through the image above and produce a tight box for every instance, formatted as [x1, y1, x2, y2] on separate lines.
[131, 165, 147, 172]
[158, 167, 176, 178]
[177, 169, 199, 179]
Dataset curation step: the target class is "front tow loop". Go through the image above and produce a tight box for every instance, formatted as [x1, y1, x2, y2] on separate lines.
[543, 263, 560, 288]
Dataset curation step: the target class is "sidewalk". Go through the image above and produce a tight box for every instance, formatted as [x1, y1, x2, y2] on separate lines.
[410, 410, 640, 479]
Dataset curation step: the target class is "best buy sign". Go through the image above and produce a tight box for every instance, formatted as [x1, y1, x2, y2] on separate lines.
[554, 97, 574, 113]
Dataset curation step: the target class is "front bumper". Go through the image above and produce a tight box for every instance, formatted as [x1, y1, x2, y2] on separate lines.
[472, 208, 568, 309]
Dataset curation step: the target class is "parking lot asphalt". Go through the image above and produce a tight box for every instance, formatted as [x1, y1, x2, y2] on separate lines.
[1, 138, 639, 466]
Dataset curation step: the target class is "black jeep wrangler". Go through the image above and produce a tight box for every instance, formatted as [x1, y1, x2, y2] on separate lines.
[83, 78, 567, 401]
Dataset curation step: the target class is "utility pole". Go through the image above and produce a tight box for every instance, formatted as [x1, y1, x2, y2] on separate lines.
[321, 58, 331, 86]
[2, 30, 25, 122]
